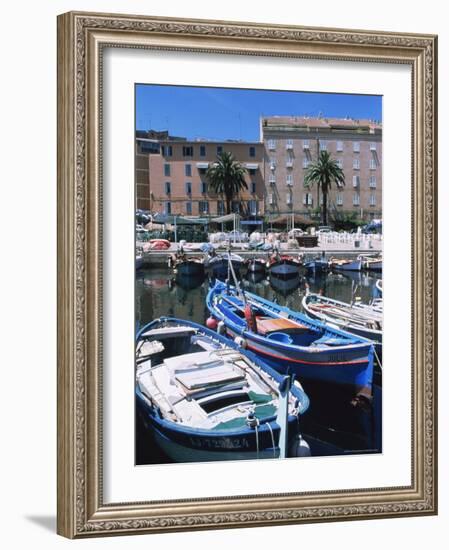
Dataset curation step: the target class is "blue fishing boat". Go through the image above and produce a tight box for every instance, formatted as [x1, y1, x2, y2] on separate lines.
[268, 256, 301, 279]
[207, 252, 245, 280]
[303, 256, 329, 274]
[206, 281, 374, 399]
[136, 317, 310, 462]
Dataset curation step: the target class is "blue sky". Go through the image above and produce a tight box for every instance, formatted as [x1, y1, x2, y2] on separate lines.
[136, 84, 382, 142]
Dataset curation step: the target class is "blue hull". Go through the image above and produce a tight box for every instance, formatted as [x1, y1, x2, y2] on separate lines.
[206, 282, 374, 396]
[269, 260, 299, 279]
[176, 260, 205, 277]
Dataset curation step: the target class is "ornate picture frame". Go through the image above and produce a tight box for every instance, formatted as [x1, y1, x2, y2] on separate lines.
[57, 11, 437, 538]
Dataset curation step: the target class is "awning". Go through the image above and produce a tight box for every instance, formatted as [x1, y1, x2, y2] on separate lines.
[196, 162, 209, 169]
[210, 213, 241, 224]
[268, 214, 314, 226]
[241, 220, 263, 225]
[245, 163, 259, 170]
[151, 213, 209, 225]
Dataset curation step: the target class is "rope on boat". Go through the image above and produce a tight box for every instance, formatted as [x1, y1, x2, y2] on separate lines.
[267, 421, 276, 459]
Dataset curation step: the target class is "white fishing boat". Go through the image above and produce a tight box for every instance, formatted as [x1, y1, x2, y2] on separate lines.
[302, 292, 382, 350]
[359, 254, 383, 272]
[136, 318, 310, 462]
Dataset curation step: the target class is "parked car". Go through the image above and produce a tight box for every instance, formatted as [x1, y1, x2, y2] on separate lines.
[316, 226, 332, 234]
[288, 228, 305, 238]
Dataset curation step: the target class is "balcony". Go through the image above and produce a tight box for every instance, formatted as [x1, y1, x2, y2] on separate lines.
[270, 162, 276, 171]
[286, 142, 293, 150]
[269, 176, 276, 185]
[303, 141, 310, 150]
[370, 144, 377, 151]
[286, 160, 293, 168]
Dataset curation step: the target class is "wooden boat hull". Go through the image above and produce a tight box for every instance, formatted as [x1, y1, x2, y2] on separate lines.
[206, 282, 374, 396]
[303, 260, 329, 273]
[269, 259, 300, 279]
[135, 318, 309, 462]
[331, 259, 362, 272]
[176, 260, 205, 277]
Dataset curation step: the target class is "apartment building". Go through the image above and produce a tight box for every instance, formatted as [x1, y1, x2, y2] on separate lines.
[261, 116, 382, 220]
[147, 140, 265, 217]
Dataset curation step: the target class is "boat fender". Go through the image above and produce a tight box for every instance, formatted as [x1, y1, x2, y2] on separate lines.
[244, 303, 258, 333]
[289, 434, 311, 458]
[234, 336, 247, 349]
[206, 317, 218, 330]
[217, 321, 226, 335]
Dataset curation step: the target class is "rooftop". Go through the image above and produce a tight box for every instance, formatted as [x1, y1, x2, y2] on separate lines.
[261, 115, 382, 131]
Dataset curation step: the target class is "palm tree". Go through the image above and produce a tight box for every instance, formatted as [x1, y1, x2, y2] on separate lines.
[304, 150, 345, 226]
[206, 151, 248, 215]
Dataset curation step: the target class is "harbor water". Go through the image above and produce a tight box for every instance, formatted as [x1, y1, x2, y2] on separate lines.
[136, 267, 382, 464]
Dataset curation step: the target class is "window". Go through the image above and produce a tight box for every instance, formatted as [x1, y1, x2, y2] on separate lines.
[303, 193, 313, 206]
[269, 175, 276, 184]
[161, 145, 173, 156]
[164, 164, 171, 177]
[319, 140, 327, 151]
[336, 141, 343, 152]
[353, 193, 360, 206]
[369, 194, 376, 206]
[267, 139, 276, 150]
[185, 182, 192, 194]
[286, 174, 293, 186]
[369, 176, 377, 188]
[164, 202, 171, 215]
[185, 164, 192, 177]
[217, 201, 225, 215]
[336, 193, 343, 206]
[186, 202, 192, 215]
[216, 145, 223, 155]
[200, 181, 207, 194]
[248, 200, 258, 215]
[267, 193, 274, 205]
[353, 158, 360, 170]
[303, 159, 310, 169]
[286, 139, 293, 150]
[336, 159, 343, 168]
[249, 146, 256, 157]
[303, 139, 310, 150]
[164, 181, 171, 195]
[251, 181, 256, 194]
[370, 159, 377, 169]
[231, 201, 240, 213]
[200, 145, 206, 157]
[249, 168, 256, 176]
[353, 141, 360, 153]
[182, 146, 193, 157]
[198, 201, 209, 214]
[370, 143, 377, 151]
[353, 175, 360, 187]
[286, 192, 292, 205]
[269, 157, 276, 170]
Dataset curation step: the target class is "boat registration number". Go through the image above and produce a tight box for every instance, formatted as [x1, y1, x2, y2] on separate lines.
[189, 437, 250, 450]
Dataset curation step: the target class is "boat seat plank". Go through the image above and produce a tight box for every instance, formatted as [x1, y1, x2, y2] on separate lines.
[255, 317, 308, 335]
[175, 363, 245, 390]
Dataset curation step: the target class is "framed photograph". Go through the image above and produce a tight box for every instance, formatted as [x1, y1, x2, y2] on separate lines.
[57, 11, 437, 538]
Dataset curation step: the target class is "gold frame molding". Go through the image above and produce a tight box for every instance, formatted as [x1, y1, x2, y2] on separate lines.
[57, 11, 438, 538]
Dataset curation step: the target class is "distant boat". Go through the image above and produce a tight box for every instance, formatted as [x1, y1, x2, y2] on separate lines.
[206, 281, 375, 399]
[329, 258, 362, 272]
[206, 253, 245, 279]
[173, 257, 205, 277]
[247, 258, 267, 274]
[303, 257, 329, 274]
[136, 317, 310, 462]
[136, 253, 144, 271]
[268, 256, 301, 279]
[302, 292, 382, 351]
[148, 239, 171, 251]
[359, 255, 383, 272]
[376, 279, 382, 295]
